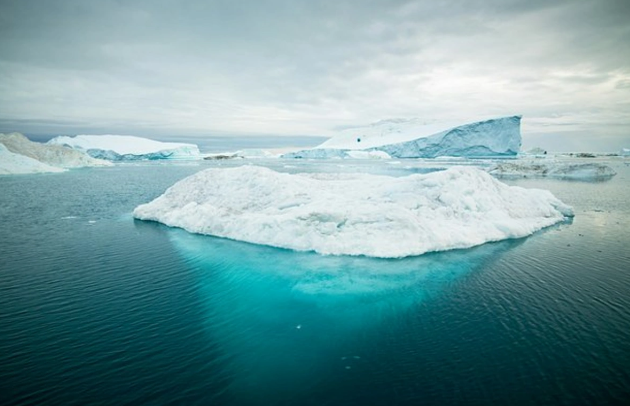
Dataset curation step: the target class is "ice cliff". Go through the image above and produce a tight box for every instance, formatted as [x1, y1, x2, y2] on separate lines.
[133, 165, 573, 258]
[282, 116, 522, 159]
[48, 135, 200, 161]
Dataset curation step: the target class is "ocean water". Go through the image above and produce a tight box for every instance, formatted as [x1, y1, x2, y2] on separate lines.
[1, 159, 630, 406]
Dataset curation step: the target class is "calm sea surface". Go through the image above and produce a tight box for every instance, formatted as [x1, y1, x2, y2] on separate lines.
[1, 158, 629, 406]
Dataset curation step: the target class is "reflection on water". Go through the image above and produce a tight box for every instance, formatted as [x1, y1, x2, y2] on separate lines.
[161, 227, 522, 403]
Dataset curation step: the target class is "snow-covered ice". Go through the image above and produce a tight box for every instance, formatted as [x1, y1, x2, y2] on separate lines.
[0, 143, 66, 175]
[134, 165, 573, 258]
[282, 116, 522, 159]
[489, 161, 616, 180]
[48, 134, 200, 161]
[1, 132, 110, 168]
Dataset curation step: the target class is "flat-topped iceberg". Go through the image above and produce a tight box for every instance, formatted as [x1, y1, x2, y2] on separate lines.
[282, 116, 522, 159]
[489, 161, 617, 180]
[0, 143, 65, 175]
[133, 165, 573, 258]
[48, 135, 200, 161]
[1, 132, 110, 169]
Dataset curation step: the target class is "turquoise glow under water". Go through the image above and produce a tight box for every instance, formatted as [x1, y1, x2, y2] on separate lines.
[1, 160, 630, 405]
[167, 228, 523, 404]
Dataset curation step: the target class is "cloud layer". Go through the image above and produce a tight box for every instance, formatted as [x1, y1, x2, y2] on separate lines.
[1, 0, 629, 150]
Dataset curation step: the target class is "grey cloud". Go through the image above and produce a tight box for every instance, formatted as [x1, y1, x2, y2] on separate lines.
[0, 0, 629, 150]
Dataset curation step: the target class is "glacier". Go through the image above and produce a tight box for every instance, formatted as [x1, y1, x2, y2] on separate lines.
[489, 161, 617, 180]
[282, 116, 522, 159]
[1, 132, 111, 169]
[133, 165, 573, 258]
[48, 134, 200, 161]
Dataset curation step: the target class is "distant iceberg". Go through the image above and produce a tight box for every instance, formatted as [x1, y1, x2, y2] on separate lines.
[134, 165, 572, 258]
[1, 132, 110, 175]
[1, 132, 110, 169]
[489, 161, 616, 180]
[48, 135, 200, 161]
[521, 147, 547, 157]
[282, 116, 522, 159]
[0, 143, 66, 175]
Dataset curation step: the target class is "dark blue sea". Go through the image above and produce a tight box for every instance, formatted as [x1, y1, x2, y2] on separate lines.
[1, 158, 630, 406]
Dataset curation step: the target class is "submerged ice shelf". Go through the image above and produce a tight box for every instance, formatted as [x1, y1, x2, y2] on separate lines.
[166, 228, 523, 400]
[134, 165, 573, 258]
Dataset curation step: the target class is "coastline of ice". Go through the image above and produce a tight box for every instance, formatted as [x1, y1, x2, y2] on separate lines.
[282, 116, 522, 159]
[489, 161, 617, 180]
[48, 134, 200, 161]
[134, 165, 573, 258]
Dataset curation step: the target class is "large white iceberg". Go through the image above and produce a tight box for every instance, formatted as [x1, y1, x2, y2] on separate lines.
[282, 116, 522, 159]
[48, 135, 200, 161]
[0, 143, 65, 175]
[1, 132, 110, 169]
[133, 165, 573, 258]
[489, 161, 617, 180]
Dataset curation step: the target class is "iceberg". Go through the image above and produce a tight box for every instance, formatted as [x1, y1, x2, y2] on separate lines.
[282, 116, 522, 159]
[0, 143, 65, 175]
[47, 134, 200, 161]
[489, 161, 617, 180]
[1, 132, 110, 169]
[621, 148, 630, 157]
[521, 147, 547, 158]
[133, 165, 573, 258]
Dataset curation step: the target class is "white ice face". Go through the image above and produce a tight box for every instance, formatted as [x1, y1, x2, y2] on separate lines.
[283, 116, 522, 159]
[134, 165, 573, 258]
[47, 134, 200, 160]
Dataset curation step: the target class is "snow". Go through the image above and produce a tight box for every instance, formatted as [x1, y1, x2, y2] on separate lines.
[489, 161, 617, 180]
[47, 134, 200, 160]
[1, 132, 111, 168]
[621, 148, 630, 157]
[133, 165, 573, 258]
[282, 116, 522, 159]
[0, 143, 66, 175]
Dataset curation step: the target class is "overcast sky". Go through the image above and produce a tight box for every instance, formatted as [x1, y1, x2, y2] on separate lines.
[1, 0, 629, 150]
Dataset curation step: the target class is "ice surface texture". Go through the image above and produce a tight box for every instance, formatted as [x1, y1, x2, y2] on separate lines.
[283, 116, 522, 159]
[134, 165, 573, 258]
[48, 135, 200, 161]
